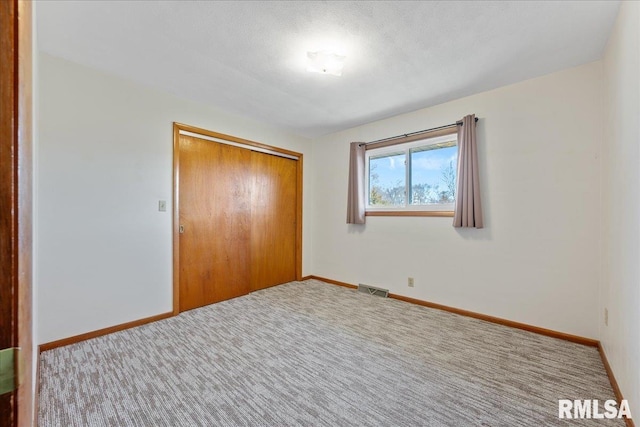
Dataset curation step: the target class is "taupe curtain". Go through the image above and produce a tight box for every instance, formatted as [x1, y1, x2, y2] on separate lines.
[346, 142, 366, 224]
[453, 114, 484, 228]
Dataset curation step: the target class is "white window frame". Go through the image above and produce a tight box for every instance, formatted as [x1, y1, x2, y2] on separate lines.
[365, 134, 458, 213]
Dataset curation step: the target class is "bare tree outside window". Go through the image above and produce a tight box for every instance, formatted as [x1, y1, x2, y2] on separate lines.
[368, 153, 406, 206]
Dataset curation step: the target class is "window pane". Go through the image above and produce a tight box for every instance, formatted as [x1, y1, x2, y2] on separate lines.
[369, 153, 406, 206]
[410, 144, 457, 205]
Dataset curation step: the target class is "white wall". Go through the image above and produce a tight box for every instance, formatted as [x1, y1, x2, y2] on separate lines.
[31, 0, 39, 411]
[311, 62, 603, 339]
[37, 53, 313, 344]
[601, 1, 639, 418]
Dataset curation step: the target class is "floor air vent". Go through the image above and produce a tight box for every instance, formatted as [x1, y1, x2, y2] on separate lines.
[358, 284, 389, 298]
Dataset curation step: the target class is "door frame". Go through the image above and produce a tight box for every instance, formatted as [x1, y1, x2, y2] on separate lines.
[0, 0, 34, 425]
[172, 122, 303, 314]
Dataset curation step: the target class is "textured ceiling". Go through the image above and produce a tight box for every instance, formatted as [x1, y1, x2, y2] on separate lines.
[37, 1, 620, 138]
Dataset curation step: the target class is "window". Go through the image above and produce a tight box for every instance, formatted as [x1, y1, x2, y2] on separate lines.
[365, 134, 458, 216]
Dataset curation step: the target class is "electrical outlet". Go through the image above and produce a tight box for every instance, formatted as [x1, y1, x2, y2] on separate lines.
[158, 200, 167, 212]
[604, 308, 608, 326]
[408, 277, 414, 287]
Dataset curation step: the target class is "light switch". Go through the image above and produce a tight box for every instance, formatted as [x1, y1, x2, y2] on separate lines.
[158, 200, 167, 212]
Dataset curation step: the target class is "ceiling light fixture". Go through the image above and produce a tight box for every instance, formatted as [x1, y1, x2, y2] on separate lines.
[306, 50, 346, 76]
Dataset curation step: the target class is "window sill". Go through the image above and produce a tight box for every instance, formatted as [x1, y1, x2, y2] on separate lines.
[365, 211, 454, 217]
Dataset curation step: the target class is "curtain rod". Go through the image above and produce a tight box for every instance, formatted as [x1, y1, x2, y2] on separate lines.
[360, 117, 479, 147]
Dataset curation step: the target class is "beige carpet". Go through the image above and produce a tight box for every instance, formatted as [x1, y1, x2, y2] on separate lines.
[39, 279, 622, 426]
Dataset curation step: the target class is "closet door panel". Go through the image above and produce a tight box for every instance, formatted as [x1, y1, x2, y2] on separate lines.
[250, 152, 297, 291]
[179, 135, 251, 311]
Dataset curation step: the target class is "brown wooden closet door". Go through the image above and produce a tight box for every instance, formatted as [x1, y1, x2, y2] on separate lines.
[179, 135, 251, 311]
[250, 152, 297, 291]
